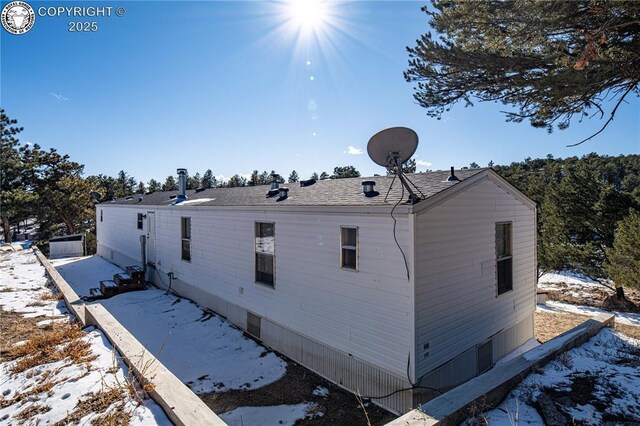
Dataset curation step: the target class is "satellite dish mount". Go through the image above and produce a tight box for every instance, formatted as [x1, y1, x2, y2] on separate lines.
[367, 127, 424, 204]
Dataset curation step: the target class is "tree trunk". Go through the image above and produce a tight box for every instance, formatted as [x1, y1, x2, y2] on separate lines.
[616, 286, 625, 300]
[59, 212, 74, 234]
[1, 216, 12, 243]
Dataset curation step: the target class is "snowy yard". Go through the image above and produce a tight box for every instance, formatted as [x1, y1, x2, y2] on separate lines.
[52, 255, 393, 425]
[465, 328, 640, 425]
[0, 249, 169, 425]
[467, 269, 640, 424]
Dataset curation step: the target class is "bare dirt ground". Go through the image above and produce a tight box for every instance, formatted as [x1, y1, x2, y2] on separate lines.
[201, 356, 397, 425]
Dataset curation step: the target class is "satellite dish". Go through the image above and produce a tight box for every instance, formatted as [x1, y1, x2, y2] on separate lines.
[367, 127, 418, 169]
[90, 191, 102, 203]
[366, 126, 423, 204]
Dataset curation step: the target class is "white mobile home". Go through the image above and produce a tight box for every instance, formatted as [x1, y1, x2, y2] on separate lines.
[96, 168, 536, 413]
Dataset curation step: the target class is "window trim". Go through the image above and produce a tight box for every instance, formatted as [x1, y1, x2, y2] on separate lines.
[340, 226, 359, 271]
[496, 221, 513, 296]
[137, 213, 144, 230]
[181, 217, 191, 262]
[254, 221, 275, 288]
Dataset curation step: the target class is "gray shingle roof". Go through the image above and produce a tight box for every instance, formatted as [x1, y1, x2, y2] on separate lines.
[104, 169, 487, 208]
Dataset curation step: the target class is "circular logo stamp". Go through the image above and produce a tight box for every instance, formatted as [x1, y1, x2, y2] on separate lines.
[2, 1, 35, 35]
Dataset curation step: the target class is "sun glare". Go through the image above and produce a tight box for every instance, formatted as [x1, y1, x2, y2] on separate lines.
[287, 0, 328, 32]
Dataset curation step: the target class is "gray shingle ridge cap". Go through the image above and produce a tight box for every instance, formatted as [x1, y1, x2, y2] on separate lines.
[103, 168, 487, 207]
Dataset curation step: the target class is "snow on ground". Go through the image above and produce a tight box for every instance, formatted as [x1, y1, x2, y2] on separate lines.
[537, 270, 610, 301]
[494, 338, 540, 367]
[465, 328, 640, 425]
[51, 255, 287, 394]
[220, 403, 318, 426]
[538, 301, 640, 327]
[0, 250, 66, 318]
[0, 249, 169, 425]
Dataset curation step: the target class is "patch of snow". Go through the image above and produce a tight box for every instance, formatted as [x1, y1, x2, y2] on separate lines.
[220, 403, 316, 426]
[546, 301, 640, 327]
[175, 198, 215, 205]
[53, 255, 287, 393]
[312, 385, 329, 397]
[523, 329, 583, 361]
[0, 250, 170, 425]
[470, 328, 640, 424]
[495, 338, 540, 367]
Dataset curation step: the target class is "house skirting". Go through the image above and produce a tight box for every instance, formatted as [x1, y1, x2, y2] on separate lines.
[96, 246, 413, 413]
[412, 313, 534, 407]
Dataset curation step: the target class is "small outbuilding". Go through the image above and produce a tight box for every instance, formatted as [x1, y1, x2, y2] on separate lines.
[96, 168, 537, 414]
[49, 233, 85, 259]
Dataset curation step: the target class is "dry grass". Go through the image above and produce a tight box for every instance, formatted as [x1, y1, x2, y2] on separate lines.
[615, 323, 640, 340]
[0, 309, 42, 358]
[40, 291, 64, 301]
[534, 311, 592, 343]
[14, 403, 52, 421]
[0, 287, 15, 292]
[5, 321, 97, 373]
[52, 387, 131, 426]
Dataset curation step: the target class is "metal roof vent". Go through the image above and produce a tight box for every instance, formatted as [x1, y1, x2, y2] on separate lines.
[300, 179, 316, 187]
[266, 189, 279, 198]
[195, 187, 206, 193]
[362, 180, 379, 197]
[169, 194, 177, 200]
[446, 167, 460, 182]
[177, 168, 188, 202]
[138, 196, 143, 203]
[270, 174, 280, 190]
[125, 196, 133, 201]
[276, 187, 289, 201]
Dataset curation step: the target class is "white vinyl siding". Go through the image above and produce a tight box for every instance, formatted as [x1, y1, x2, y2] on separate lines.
[97, 205, 413, 378]
[413, 178, 535, 378]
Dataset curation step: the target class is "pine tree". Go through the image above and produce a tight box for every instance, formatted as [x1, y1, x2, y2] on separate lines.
[606, 211, 640, 292]
[331, 166, 360, 179]
[310, 172, 319, 180]
[319, 172, 329, 180]
[405, 1, 640, 144]
[288, 170, 299, 183]
[136, 181, 146, 194]
[163, 176, 178, 191]
[147, 179, 161, 193]
[201, 169, 215, 188]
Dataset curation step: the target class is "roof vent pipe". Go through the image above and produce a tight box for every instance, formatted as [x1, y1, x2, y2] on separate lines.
[362, 180, 379, 197]
[446, 166, 460, 182]
[270, 174, 280, 190]
[177, 168, 188, 201]
[277, 187, 289, 201]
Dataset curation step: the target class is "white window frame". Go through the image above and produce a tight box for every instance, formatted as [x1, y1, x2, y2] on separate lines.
[340, 226, 358, 271]
[255, 222, 275, 287]
[181, 217, 191, 262]
[496, 221, 513, 295]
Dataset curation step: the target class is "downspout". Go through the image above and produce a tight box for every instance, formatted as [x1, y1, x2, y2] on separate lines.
[140, 234, 147, 275]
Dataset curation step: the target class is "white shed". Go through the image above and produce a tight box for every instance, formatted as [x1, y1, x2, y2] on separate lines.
[49, 233, 85, 259]
[96, 168, 536, 413]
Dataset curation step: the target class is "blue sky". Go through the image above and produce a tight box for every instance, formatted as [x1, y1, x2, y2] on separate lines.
[2, 1, 639, 184]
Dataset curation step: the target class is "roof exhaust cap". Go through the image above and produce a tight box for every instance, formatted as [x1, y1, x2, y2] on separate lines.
[446, 166, 460, 182]
[270, 174, 280, 190]
[177, 168, 188, 202]
[277, 187, 289, 202]
[362, 180, 379, 197]
[300, 179, 316, 187]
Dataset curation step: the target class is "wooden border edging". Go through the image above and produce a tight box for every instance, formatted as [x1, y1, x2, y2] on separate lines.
[388, 314, 615, 426]
[34, 249, 226, 426]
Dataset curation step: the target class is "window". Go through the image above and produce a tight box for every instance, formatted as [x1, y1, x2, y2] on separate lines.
[181, 217, 191, 262]
[496, 222, 512, 295]
[341, 226, 358, 270]
[100, 210, 103, 222]
[255, 222, 275, 286]
[137, 213, 144, 230]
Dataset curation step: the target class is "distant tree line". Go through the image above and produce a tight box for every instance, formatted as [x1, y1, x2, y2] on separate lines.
[493, 153, 640, 298]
